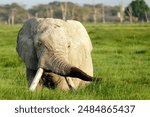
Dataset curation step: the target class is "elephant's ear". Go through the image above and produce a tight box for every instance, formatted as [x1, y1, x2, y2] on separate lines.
[66, 20, 93, 76]
[16, 19, 38, 70]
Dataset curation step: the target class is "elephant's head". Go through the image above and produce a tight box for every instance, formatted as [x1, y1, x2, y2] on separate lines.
[16, 18, 100, 90]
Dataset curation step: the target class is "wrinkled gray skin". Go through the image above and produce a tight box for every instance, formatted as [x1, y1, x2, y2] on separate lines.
[16, 18, 95, 91]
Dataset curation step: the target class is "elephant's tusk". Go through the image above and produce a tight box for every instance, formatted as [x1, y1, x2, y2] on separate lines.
[29, 68, 44, 91]
[65, 77, 76, 91]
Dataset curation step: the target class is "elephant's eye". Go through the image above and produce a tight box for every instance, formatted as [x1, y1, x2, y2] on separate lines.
[68, 45, 70, 48]
[37, 41, 42, 47]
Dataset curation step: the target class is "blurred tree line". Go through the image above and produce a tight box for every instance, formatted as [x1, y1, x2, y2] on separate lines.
[0, 0, 149, 24]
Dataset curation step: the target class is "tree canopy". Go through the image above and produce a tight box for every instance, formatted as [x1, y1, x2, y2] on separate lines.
[125, 0, 149, 21]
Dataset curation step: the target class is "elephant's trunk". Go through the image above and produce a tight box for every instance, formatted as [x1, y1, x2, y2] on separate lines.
[38, 55, 95, 81]
[30, 56, 101, 91]
[67, 67, 93, 81]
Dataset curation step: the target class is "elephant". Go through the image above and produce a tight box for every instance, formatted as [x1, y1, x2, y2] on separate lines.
[16, 18, 100, 91]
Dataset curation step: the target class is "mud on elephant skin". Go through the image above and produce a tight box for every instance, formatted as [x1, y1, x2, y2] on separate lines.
[16, 18, 102, 91]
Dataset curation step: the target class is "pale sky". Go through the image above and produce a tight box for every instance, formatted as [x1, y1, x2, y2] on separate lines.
[0, 0, 150, 9]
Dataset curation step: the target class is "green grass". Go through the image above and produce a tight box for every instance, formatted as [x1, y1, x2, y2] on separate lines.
[0, 23, 150, 99]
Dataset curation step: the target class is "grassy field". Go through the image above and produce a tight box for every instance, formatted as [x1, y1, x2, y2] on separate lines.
[0, 23, 150, 100]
